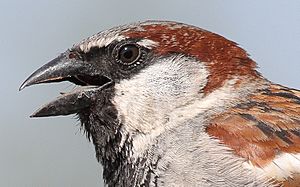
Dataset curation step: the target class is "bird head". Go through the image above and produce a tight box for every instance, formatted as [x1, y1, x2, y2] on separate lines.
[20, 20, 264, 162]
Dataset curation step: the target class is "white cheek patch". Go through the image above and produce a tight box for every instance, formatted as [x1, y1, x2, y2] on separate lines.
[113, 55, 210, 158]
[244, 153, 300, 181]
[113, 55, 209, 133]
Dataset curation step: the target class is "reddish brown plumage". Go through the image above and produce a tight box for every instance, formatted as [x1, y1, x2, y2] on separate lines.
[123, 21, 300, 185]
[206, 84, 300, 168]
[124, 22, 260, 93]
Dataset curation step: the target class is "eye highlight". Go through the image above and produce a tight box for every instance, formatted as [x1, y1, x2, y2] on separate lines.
[118, 44, 140, 64]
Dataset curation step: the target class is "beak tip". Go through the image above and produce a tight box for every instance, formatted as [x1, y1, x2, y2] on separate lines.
[30, 111, 46, 118]
[19, 83, 27, 91]
[30, 107, 50, 118]
[19, 77, 35, 91]
[30, 111, 39, 118]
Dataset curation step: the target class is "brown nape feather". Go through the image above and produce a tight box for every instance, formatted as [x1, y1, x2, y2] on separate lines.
[206, 84, 300, 185]
[282, 174, 300, 187]
[124, 22, 260, 94]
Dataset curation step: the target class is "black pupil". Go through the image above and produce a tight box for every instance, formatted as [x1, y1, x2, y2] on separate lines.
[119, 44, 139, 64]
[123, 47, 133, 59]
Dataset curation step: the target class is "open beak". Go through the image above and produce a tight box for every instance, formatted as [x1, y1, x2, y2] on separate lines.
[20, 51, 112, 117]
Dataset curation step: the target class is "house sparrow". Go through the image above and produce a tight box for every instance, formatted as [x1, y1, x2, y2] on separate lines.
[20, 21, 300, 186]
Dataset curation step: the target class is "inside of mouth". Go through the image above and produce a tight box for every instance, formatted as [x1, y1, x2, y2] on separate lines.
[65, 75, 111, 86]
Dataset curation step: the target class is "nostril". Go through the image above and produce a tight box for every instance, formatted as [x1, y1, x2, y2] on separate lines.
[68, 53, 77, 59]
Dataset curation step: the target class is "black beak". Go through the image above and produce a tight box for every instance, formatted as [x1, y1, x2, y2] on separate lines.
[20, 51, 112, 117]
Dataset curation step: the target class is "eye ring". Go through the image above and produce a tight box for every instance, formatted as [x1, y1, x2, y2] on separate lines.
[117, 44, 141, 65]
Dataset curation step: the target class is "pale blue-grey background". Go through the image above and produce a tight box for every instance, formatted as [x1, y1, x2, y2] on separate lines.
[1, 0, 299, 186]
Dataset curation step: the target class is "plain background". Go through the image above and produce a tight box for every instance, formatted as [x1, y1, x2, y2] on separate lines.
[1, 0, 299, 186]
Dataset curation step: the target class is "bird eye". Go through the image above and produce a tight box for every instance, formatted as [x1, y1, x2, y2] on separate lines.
[118, 44, 140, 64]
